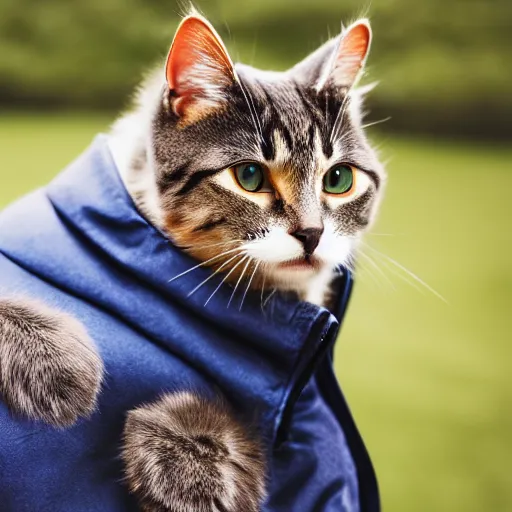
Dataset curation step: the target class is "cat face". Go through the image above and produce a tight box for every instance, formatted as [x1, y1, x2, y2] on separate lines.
[151, 15, 385, 298]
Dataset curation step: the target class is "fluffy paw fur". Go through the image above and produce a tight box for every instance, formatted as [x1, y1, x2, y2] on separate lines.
[122, 392, 266, 512]
[0, 298, 103, 427]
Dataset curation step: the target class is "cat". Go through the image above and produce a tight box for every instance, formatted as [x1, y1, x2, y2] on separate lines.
[111, 14, 384, 308]
[0, 12, 384, 512]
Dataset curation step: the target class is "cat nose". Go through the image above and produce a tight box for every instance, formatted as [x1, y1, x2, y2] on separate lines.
[290, 227, 324, 256]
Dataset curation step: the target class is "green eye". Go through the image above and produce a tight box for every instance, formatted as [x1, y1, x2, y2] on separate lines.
[323, 165, 355, 195]
[234, 163, 265, 192]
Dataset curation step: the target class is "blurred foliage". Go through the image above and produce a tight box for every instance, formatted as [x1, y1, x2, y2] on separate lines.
[0, 0, 511, 138]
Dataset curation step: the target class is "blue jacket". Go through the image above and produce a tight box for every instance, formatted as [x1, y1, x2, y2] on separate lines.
[0, 136, 379, 511]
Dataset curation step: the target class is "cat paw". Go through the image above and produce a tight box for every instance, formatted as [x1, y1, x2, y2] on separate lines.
[0, 298, 104, 427]
[122, 391, 266, 512]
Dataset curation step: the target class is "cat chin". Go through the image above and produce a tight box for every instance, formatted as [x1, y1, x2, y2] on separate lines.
[264, 261, 338, 306]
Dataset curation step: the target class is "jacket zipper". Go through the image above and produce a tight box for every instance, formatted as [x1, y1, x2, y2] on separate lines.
[275, 315, 338, 446]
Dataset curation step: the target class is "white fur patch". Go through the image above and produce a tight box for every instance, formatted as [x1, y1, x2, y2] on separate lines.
[108, 72, 164, 226]
[240, 221, 355, 304]
[272, 130, 292, 166]
[177, 60, 230, 107]
[241, 225, 303, 263]
[304, 266, 337, 306]
[315, 219, 354, 266]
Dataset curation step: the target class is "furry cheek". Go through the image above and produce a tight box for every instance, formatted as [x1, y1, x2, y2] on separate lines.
[241, 225, 303, 263]
[315, 220, 355, 266]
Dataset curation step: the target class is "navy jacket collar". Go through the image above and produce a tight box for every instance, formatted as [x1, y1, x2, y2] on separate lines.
[1, 135, 353, 442]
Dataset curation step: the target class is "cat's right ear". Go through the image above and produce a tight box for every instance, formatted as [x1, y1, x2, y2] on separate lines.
[165, 15, 237, 124]
[291, 20, 372, 93]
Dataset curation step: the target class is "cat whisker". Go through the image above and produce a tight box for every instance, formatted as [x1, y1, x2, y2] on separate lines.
[187, 252, 244, 298]
[262, 288, 276, 309]
[357, 250, 395, 290]
[355, 258, 386, 290]
[227, 256, 252, 308]
[334, 265, 345, 277]
[338, 260, 376, 288]
[197, 239, 244, 251]
[361, 242, 447, 303]
[350, 252, 406, 292]
[239, 260, 260, 311]
[329, 102, 343, 144]
[237, 79, 265, 145]
[203, 254, 248, 306]
[340, 260, 376, 290]
[249, 33, 259, 66]
[361, 117, 391, 129]
[330, 96, 350, 143]
[260, 270, 267, 312]
[167, 247, 242, 283]
[343, 254, 355, 272]
[176, 239, 239, 251]
[331, 127, 353, 151]
[324, 90, 329, 131]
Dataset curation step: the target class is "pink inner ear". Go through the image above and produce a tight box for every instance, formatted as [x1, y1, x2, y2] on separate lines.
[165, 16, 235, 117]
[334, 23, 371, 87]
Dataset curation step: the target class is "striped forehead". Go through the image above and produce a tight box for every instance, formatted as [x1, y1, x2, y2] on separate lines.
[253, 88, 338, 178]
[268, 126, 326, 174]
[261, 127, 331, 209]
[230, 68, 379, 193]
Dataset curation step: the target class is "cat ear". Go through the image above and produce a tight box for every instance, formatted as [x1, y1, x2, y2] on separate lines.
[165, 15, 237, 122]
[316, 19, 372, 92]
[289, 38, 340, 86]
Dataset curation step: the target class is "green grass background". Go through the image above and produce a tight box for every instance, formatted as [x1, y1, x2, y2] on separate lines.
[0, 114, 511, 511]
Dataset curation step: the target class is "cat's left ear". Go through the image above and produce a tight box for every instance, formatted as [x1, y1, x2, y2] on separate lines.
[314, 19, 372, 92]
[165, 15, 237, 123]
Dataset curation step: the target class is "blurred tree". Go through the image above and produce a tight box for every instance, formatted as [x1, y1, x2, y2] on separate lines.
[0, 0, 510, 138]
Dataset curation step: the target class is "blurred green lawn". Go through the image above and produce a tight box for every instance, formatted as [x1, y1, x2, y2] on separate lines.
[0, 114, 511, 511]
